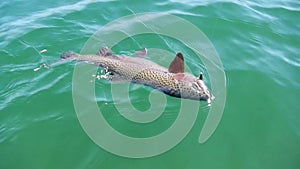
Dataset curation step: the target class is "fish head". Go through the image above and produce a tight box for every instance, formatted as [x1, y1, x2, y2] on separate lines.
[174, 72, 214, 103]
[167, 52, 214, 103]
[194, 73, 215, 104]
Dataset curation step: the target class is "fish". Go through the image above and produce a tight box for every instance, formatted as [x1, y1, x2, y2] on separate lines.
[59, 47, 215, 104]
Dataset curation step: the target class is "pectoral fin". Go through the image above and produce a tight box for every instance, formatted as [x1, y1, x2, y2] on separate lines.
[168, 52, 185, 73]
[134, 48, 147, 58]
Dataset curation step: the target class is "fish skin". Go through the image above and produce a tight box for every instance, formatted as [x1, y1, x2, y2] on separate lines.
[60, 48, 214, 103]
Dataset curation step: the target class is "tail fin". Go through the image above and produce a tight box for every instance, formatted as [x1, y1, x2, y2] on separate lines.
[60, 51, 78, 59]
[47, 51, 78, 67]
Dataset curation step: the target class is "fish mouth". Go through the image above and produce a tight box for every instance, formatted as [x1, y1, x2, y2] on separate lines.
[210, 93, 215, 100]
[197, 88, 214, 104]
[206, 92, 215, 106]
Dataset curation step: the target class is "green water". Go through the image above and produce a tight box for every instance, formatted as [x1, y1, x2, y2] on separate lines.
[1, 0, 300, 168]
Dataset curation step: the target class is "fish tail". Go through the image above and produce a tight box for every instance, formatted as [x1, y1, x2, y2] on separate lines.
[47, 51, 79, 67]
[60, 51, 78, 60]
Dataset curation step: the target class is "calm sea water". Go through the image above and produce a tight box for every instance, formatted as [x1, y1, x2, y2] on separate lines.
[1, 0, 300, 169]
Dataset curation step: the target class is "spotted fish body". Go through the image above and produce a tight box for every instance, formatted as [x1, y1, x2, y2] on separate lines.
[60, 47, 214, 103]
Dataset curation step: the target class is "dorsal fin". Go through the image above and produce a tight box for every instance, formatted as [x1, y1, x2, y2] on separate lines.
[97, 47, 112, 56]
[168, 52, 184, 73]
[134, 48, 147, 58]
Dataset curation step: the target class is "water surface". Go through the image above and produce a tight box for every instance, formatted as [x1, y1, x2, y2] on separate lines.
[1, 0, 299, 168]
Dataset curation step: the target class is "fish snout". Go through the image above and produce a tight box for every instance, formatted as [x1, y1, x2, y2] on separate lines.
[206, 90, 215, 105]
[194, 80, 214, 103]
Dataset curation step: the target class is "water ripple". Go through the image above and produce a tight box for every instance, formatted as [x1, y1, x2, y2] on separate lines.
[0, 0, 113, 48]
[0, 66, 70, 111]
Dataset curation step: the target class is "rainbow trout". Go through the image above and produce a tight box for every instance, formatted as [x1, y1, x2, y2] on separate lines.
[60, 47, 214, 103]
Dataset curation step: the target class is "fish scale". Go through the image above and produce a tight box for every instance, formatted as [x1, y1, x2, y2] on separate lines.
[59, 48, 214, 103]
